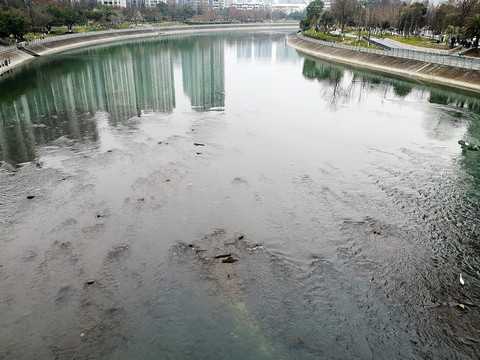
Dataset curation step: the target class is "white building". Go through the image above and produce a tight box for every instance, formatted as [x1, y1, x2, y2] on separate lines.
[268, 3, 307, 14]
[96, 0, 168, 7]
[231, 1, 308, 14]
[97, 0, 128, 7]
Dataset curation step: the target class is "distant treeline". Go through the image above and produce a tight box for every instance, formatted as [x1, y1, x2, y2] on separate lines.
[0, 0, 304, 41]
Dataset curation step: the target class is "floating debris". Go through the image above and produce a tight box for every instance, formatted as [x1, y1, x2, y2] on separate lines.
[458, 140, 479, 151]
[214, 253, 232, 259]
[222, 256, 238, 263]
[194, 143, 205, 147]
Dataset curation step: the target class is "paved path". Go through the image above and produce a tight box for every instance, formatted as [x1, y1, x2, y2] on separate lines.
[369, 37, 402, 49]
[381, 37, 455, 54]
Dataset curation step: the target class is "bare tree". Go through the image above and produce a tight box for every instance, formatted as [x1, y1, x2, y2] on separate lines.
[332, 0, 356, 33]
[456, 0, 478, 27]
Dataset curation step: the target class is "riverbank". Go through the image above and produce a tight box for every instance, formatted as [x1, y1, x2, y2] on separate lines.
[288, 35, 480, 93]
[0, 23, 297, 76]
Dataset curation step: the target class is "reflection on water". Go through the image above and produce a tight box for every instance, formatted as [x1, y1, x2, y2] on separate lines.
[0, 33, 301, 166]
[302, 57, 480, 113]
[181, 37, 225, 111]
[0, 41, 176, 165]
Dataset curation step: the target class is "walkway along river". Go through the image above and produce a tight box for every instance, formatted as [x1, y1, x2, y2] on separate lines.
[288, 34, 480, 93]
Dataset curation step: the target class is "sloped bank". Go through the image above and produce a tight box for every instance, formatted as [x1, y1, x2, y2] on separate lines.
[0, 23, 297, 75]
[288, 35, 480, 93]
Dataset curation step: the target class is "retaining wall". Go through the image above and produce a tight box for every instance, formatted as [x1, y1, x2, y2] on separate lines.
[288, 35, 480, 93]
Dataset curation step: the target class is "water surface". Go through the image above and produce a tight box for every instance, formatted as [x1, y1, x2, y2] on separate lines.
[1, 31, 480, 359]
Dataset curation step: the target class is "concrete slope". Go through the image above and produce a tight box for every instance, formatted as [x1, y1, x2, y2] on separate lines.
[288, 35, 480, 93]
[0, 50, 34, 76]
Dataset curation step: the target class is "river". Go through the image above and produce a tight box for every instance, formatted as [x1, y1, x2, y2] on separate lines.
[1, 30, 479, 359]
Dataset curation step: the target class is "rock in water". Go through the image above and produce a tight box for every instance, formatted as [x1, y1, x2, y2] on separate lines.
[222, 256, 238, 263]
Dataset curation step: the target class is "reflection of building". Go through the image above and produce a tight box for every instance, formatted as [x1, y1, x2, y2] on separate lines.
[0, 42, 176, 165]
[254, 40, 272, 59]
[275, 40, 300, 63]
[236, 39, 253, 60]
[182, 38, 225, 111]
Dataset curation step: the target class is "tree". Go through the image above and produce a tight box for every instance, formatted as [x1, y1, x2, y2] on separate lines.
[465, 13, 480, 49]
[0, 7, 29, 39]
[288, 10, 306, 21]
[62, 7, 83, 31]
[399, 2, 427, 37]
[380, 20, 389, 37]
[45, 6, 64, 32]
[306, 0, 324, 21]
[457, 0, 478, 27]
[30, 5, 53, 33]
[443, 12, 460, 29]
[332, 0, 356, 33]
[444, 24, 462, 48]
[320, 10, 335, 32]
[300, 0, 324, 30]
[144, 7, 162, 23]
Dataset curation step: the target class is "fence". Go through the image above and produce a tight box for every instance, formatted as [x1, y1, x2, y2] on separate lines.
[298, 35, 480, 71]
[18, 27, 157, 48]
[0, 45, 18, 55]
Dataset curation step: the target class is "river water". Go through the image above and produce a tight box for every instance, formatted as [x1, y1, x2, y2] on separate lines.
[1, 31, 480, 359]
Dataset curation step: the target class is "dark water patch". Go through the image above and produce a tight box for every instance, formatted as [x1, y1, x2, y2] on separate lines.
[339, 216, 480, 359]
[126, 229, 422, 359]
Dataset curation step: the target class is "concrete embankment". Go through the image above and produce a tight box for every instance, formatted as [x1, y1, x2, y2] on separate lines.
[288, 35, 480, 93]
[0, 23, 297, 75]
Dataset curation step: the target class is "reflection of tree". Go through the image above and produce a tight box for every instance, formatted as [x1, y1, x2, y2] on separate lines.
[302, 58, 351, 108]
[428, 90, 480, 114]
[459, 116, 480, 226]
[300, 56, 480, 116]
[392, 83, 413, 98]
[430, 89, 480, 197]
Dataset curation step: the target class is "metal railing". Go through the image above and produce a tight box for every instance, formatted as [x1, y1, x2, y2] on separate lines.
[19, 27, 158, 48]
[0, 45, 18, 55]
[298, 35, 480, 71]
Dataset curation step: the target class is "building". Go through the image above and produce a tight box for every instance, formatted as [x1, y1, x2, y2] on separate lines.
[96, 0, 168, 7]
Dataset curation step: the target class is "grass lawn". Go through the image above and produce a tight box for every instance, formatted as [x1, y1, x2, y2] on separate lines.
[303, 29, 342, 42]
[343, 39, 384, 50]
[383, 34, 449, 50]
